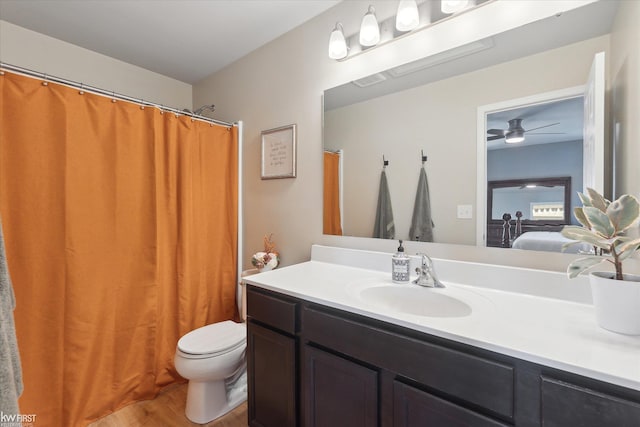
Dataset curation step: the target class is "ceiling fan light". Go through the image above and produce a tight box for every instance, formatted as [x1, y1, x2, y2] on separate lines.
[505, 130, 525, 144]
[328, 23, 348, 59]
[441, 0, 470, 14]
[359, 5, 380, 47]
[396, 0, 420, 32]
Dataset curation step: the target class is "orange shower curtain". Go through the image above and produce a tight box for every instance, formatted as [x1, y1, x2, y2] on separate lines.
[0, 72, 238, 426]
[323, 151, 342, 235]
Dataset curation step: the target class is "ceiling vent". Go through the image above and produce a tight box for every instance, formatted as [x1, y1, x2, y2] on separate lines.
[387, 38, 494, 78]
[352, 72, 387, 88]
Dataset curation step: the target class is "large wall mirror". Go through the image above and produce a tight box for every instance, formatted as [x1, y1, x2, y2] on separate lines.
[323, 0, 622, 253]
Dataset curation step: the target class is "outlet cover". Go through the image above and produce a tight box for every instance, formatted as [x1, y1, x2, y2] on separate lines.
[457, 204, 473, 219]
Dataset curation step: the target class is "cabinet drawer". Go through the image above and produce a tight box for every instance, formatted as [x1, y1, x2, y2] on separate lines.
[541, 376, 640, 427]
[303, 306, 514, 420]
[394, 381, 509, 427]
[247, 286, 297, 334]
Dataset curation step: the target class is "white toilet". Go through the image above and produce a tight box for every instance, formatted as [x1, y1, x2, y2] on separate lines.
[174, 270, 255, 424]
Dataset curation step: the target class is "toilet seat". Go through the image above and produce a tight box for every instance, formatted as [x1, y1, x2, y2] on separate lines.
[178, 320, 246, 359]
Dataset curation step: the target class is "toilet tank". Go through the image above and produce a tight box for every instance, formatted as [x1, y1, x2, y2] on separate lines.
[239, 269, 259, 321]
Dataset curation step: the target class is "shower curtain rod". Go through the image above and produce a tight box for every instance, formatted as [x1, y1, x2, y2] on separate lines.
[0, 62, 235, 128]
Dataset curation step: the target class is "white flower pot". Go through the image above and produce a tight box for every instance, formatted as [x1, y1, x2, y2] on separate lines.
[589, 272, 640, 335]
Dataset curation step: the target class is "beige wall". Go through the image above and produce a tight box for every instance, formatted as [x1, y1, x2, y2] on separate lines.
[610, 0, 640, 200]
[0, 20, 192, 108]
[325, 36, 609, 246]
[195, 0, 627, 272]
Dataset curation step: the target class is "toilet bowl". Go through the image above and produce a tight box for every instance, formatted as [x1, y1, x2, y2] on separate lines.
[174, 269, 257, 424]
[174, 321, 247, 423]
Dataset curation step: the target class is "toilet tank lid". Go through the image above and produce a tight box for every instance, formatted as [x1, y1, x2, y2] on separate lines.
[178, 320, 246, 355]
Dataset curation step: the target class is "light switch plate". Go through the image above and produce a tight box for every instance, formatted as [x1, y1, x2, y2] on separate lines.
[457, 204, 473, 219]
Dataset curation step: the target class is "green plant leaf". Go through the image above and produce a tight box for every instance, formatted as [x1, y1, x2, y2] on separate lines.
[561, 226, 611, 249]
[573, 207, 590, 228]
[606, 194, 640, 233]
[583, 206, 615, 238]
[586, 188, 609, 212]
[616, 237, 640, 255]
[578, 192, 592, 207]
[567, 256, 605, 279]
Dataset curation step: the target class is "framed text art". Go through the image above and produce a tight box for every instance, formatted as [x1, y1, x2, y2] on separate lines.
[261, 124, 297, 179]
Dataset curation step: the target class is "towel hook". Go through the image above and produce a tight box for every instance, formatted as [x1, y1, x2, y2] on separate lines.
[383, 154, 389, 169]
[421, 150, 428, 164]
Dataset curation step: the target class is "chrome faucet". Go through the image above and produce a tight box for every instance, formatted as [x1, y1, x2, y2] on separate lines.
[413, 253, 444, 288]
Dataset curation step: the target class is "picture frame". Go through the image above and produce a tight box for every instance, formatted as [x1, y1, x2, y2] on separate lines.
[261, 124, 297, 179]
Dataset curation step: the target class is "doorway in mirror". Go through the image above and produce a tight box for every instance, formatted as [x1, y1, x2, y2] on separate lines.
[477, 52, 606, 250]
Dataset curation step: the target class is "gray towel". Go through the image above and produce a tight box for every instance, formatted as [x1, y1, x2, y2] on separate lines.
[372, 170, 395, 239]
[0, 218, 22, 416]
[409, 167, 434, 242]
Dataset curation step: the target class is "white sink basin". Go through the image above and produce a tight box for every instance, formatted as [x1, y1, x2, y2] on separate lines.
[359, 285, 472, 317]
[347, 279, 493, 319]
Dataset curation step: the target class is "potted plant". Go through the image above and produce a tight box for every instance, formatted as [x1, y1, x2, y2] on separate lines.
[561, 188, 640, 335]
[251, 234, 280, 272]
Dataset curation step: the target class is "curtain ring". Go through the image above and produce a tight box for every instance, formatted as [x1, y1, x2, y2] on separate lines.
[42, 74, 48, 86]
[111, 91, 116, 103]
[140, 99, 145, 110]
[79, 83, 84, 95]
[0, 70, 5, 76]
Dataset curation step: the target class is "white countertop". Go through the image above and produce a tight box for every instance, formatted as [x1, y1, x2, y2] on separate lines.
[244, 246, 640, 392]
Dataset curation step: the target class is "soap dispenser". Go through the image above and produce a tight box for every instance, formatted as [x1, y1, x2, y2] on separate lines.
[392, 240, 410, 283]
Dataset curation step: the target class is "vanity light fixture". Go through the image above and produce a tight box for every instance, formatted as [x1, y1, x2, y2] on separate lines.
[396, 0, 420, 32]
[328, 23, 348, 60]
[359, 5, 380, 47]
[441, 0, 471, 14]
[328, 0, 483, 60]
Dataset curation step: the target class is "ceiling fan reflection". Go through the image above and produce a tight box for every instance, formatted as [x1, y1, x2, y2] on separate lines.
[487, 118, 563, 143]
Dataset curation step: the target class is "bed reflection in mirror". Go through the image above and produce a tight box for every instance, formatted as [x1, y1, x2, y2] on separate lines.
[486, 177, 591, 253]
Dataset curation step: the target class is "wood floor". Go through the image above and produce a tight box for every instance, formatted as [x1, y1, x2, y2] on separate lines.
[88, 383, 247, 427]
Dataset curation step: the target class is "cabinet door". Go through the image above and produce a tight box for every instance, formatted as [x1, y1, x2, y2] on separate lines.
[393, 381, 509, 427]
[303, 345, 378, 427]
[248, 321, 296, 427]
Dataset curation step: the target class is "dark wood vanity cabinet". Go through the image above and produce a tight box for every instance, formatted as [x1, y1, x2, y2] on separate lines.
[247, 287, 298, 427]
[246, 285, 640, 427]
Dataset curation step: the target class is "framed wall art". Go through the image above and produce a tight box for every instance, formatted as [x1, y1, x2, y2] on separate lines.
[261, 124, 297, 179]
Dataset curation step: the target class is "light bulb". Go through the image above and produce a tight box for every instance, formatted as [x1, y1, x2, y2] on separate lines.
[441, 0, 470, 14]
[359, 5, 380, 47]
[505, 131, 525, 144]
[328, 23, 348, 59]
[396, 0, 419, 32]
